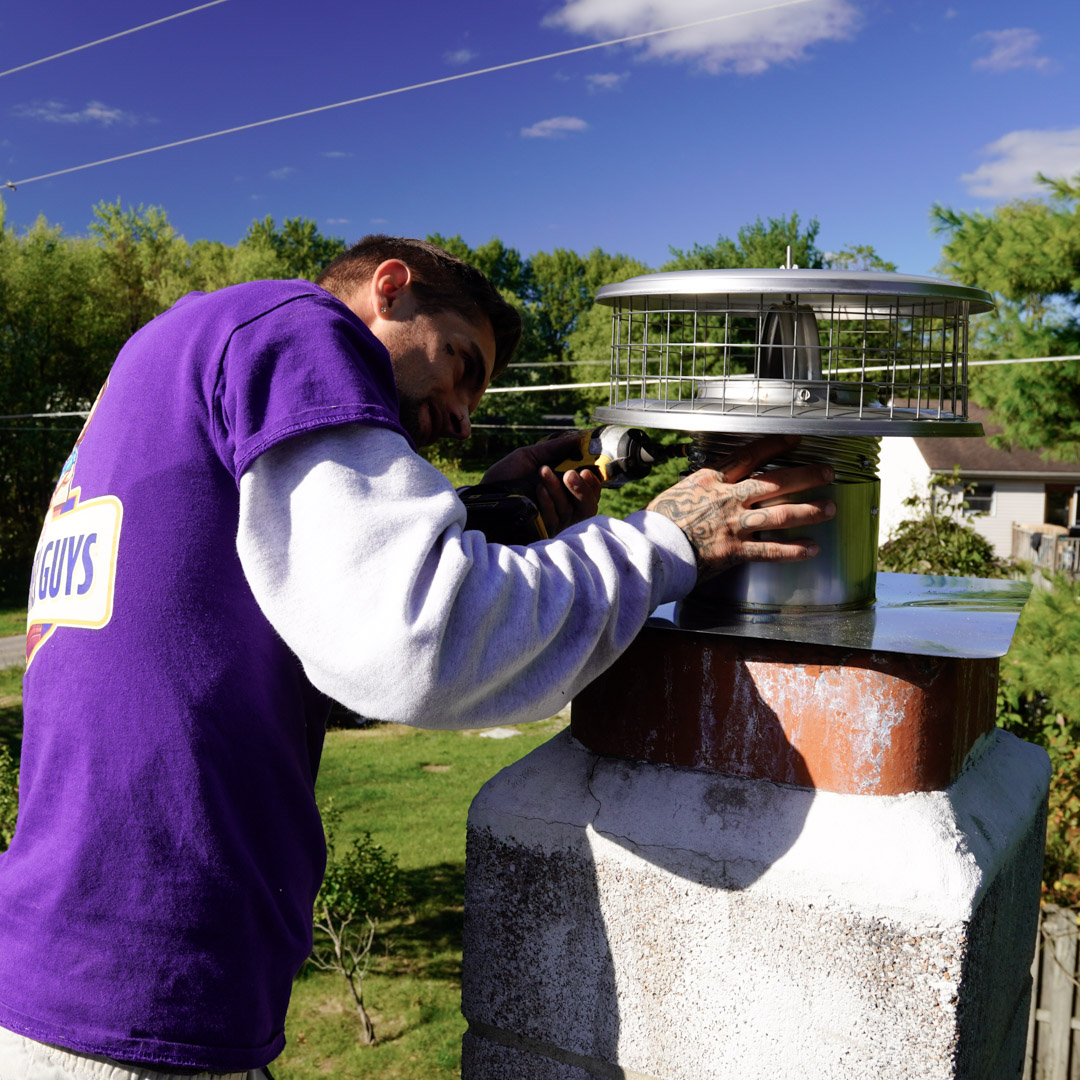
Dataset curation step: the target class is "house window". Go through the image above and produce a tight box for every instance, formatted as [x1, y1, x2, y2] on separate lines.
[1045, 485, 1074, 529]
[963, 483, 995, 516]
[940, 481, 995, 516]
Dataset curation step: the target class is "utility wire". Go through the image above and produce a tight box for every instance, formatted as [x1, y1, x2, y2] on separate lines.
[0, 411, 94, 421]
[0, 1, 230, 80]
[2, 354, 1076, 422]
[4, 0, 812, 189]
[847, 353, 1080, 375]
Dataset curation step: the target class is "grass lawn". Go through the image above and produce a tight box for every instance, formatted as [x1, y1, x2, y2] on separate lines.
[0, 609, 25, 637]
[278, 715, 567, 1079]
[0, 670, 564, 1079]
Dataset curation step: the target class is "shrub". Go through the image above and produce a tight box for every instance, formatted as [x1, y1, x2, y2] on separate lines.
[997, 573, 1080, 905]
[0, 745, 16, 851]
[879, 469, 1009, 578]
[310, 800, 408, 1045]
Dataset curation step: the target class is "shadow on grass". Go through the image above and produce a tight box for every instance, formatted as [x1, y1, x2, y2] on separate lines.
[384, 863, 466, 984]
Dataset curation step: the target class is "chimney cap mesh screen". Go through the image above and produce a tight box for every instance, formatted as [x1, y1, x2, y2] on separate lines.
[593, 268, 994, 438]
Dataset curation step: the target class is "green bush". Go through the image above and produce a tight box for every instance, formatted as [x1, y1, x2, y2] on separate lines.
[996, 573, 1080, 904]
[0, 744, 17, 851]
[879, 470, 1009, 578]
[310, 801, 408, 1045]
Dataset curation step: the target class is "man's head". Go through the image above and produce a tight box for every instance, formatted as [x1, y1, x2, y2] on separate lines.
[317, 236, 522, 446]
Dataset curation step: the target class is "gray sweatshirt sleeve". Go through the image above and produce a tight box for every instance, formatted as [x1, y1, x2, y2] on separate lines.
[236, 423, 697, 728]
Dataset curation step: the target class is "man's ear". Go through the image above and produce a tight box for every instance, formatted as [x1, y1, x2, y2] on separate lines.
[369, 259, 412, 321]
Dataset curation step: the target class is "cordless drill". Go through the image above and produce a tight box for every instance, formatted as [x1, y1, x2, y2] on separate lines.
[460, 425, 667, 544]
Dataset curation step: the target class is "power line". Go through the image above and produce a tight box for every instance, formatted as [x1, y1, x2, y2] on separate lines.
[0, 1, 230, 80]
[0, 411, 93, 421]
[2, 353, 1075, 423]
[4, 0, 812, 189]
[970, 353, 1079, 368]
[508, 360, 609, 369]
[485, 381, 611, 394]
[846, 354, 1080, 375]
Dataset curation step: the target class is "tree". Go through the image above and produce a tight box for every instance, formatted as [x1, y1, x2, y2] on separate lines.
[932, 172, 1080, 461]
[825, 243, 898, 273]
[309, 802, 408, 1045]
[0, 206, 126, 599]
[563, 249, 652, 417]
[663, 212, 825, 272]
[238, 216, 346, 282]
[88, 201, 191, 339]
[427, 233, 530, 297]
[878, 470, 1008, 578]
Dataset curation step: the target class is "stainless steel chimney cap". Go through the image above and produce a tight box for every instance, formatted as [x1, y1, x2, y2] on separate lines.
[596, 268, 995, 316]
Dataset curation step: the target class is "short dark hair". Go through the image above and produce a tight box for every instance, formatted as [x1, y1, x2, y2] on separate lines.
[317, 235, 521, 377]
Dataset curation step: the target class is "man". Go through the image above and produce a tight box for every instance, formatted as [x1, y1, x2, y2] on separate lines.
[0, 236, 833, 1078]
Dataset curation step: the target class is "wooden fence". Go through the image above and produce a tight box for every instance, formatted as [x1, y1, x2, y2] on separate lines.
[1026, 905, 1080, 1079]
[1013, 526, 1080, 576]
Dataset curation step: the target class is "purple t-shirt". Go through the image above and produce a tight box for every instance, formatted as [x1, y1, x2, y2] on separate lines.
[0, 281, 410, 1070]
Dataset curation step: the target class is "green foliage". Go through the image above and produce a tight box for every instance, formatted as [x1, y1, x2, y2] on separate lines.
[239, 216, 346, 282]
[1, 198, 892, 598]
[310, 800, 408, 1045]
[824, 243, 898, 273]
[996, 574, 1080, 904]
[0, 743, 17, 852]
[932, 172, 1080, 460]
[932, 174, 1080, 310]
[663, 212, 825, 272]
[878, 470, 1008, 578]
[0, 208, 126, 599]
[280, 717, 568, 1078]
[424, 234, 651, 463]
[426, 233, 530, 297]
[999, 573, 1080, 738]
[0, 201, 348, 601]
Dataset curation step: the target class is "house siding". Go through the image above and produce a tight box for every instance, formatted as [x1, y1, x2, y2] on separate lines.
[877, 436, 932, 541]
[969, 481, 1045, 560]
[877, 438, 1061, 561]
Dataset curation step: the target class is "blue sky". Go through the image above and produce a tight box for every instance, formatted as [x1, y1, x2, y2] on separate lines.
[1, 0, 1077, 279]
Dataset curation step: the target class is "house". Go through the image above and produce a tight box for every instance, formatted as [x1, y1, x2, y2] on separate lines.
[877, 404, 1080, 561]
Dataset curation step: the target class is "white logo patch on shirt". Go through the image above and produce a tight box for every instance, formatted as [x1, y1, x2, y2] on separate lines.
[28, 492, 123, 631]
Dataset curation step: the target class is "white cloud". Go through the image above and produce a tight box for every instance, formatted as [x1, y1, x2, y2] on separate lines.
[370, 216, 389, 225]
[586, 72, 628, 91]
[521, 115, 588, 138]
[545, 0, 859, 75]
[12, 99, 141, 126]
[445, 47, 478, 65]
[973, 28, 1051, 72]
[961, 128, 1080, 199]
[268, 166, 295, 180]
[322, 150, 354, 159]
[326, 217, 350, 225]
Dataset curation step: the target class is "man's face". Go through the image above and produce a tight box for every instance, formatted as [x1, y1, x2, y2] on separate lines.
[372, 307, 496, 448]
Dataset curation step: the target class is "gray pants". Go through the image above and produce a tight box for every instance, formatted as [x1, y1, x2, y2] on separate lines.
[0, 1025, 274, 1080]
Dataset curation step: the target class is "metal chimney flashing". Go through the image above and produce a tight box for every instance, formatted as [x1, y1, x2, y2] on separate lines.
[647, 572, 1031, 659]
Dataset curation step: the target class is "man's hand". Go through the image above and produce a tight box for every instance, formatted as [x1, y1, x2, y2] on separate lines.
[481, 431, 604, 536]
[646, 434, 835, 581]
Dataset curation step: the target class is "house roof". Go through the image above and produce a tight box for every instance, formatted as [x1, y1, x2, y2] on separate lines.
[914, 404, 1080, 480]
